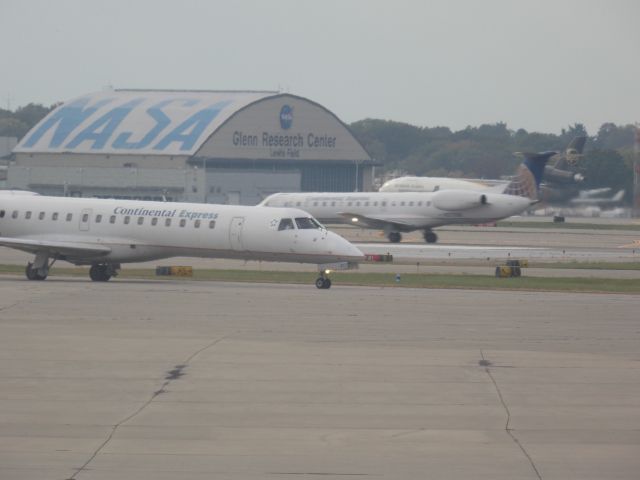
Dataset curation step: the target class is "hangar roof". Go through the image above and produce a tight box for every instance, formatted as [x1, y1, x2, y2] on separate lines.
[14, 90, 279, 156]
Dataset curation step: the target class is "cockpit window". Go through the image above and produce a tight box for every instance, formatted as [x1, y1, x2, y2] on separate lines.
[295, 217, 322, 229]
[278, 218, 295, 231]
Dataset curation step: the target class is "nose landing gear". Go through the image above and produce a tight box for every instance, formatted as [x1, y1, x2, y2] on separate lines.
[315, 271, 332, 289]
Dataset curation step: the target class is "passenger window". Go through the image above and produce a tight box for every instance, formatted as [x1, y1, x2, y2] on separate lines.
[347, 202, 352, 206]
[427, 201, 432, 206]
[331, 201, 336, 207]
[179, 219, 186, 227]
[0, 209, 4, 218]
[151, 217, 158, 226]
[364, 201, 369, 206]
[66, 213, 73, 221]
[313, 201, 318, 207]
[137, 217, 144, 225]
[194, 219, 201, 228]
[356, 201, 360, 206]
[39, 212, 45, 220]
[52, 212, 59, 221]
[12, 210, 18, 219]
[82, 213, 89, 222]
[25, 211, 32, 219]
[322, 201, 327, 206]
[278, 218, 295, 231]
[296, 201, 301, 206]
[209, 220, 215, 229]
[418, 201, 423, 206]
[109, 215, 116, 224]
[124, 216, 130, 225]
[165, 218, 171, 227]
[400, 201, 405, 206]
[381, 201, 387, 207]
[295, 217, 321, 229]
[409, 201, 414, 207]
[96, 214, 102, 223]
[373, 201, 378, 206]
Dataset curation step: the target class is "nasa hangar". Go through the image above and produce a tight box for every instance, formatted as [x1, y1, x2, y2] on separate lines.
[8, 90, 374, 204]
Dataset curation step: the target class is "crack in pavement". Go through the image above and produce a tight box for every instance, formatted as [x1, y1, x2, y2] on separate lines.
[67, 335, 228, 480]
[480, 349, 543, 480]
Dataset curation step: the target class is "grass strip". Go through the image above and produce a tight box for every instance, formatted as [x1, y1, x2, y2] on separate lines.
[1, 265, 638, 293]
[496, 220, 640, 231]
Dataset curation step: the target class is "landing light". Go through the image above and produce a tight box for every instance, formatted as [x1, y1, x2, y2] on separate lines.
[351, 217, 359, 222]
[324, 269, 332, 275]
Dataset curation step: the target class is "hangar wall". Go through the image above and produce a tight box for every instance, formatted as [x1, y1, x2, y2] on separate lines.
[8, 90, 375, 203]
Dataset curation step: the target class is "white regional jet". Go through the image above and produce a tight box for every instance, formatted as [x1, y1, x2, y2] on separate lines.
[261, 152, 556, 243]
[0, 191, 363, 288]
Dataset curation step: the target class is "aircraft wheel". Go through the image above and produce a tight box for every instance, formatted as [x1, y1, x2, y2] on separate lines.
[25, 263, 37, 280]
[25, 263, 47, 280]
[315, 277, 331, 289]
[89, 264, 111, 282]
[424, 231, 438, 243]
[388, 232, 402, 243]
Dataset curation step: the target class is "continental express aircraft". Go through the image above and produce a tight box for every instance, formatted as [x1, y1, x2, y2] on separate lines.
[0, 192, 363, 289]
[261, 152, 556, 243]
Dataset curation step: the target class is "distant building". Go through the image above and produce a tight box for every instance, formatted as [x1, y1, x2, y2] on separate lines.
[0, 136, 17, 159]
[0, 136, 17, 188]
[9, 90, 374, 203]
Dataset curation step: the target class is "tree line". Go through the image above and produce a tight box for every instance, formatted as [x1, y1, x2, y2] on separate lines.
[0, 103, 637, 200]
[350, 120, 638, 198]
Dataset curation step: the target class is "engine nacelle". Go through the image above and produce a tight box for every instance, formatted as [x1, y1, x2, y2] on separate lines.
[431, 190, 488, 211]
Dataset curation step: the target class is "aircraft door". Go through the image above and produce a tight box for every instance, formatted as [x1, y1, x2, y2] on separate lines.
[229, 216, 245, 251]
[79, 208, 92, 232]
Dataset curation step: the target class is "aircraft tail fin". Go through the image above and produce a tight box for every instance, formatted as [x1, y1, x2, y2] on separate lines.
[503, 151, 557, 200]
[555, 135, 587, 169]
[612, 189, 625, 202]
[566, 136, 587, 156]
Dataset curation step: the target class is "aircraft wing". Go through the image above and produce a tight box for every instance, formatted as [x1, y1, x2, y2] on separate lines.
[337, 212, 417, 230]
[0, 237, 111, 258]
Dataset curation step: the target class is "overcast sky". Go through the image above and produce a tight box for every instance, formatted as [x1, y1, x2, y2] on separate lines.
[1, 0, 638, 134]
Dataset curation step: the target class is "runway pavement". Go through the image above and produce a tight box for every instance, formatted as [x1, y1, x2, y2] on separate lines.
[0, 277, 638, 479]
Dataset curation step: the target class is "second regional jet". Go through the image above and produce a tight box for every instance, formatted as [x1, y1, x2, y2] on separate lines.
[261, 151, 556, 243]
[0, 191, 364, 288]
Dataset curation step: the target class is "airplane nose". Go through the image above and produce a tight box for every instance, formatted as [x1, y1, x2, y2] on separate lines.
[328, 231, 365, 260]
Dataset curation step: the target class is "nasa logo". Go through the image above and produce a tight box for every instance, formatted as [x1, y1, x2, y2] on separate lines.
[279, 105, 293, 130]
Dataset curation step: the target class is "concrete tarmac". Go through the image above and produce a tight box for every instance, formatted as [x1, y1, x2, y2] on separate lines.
[0, 277, 638, 479]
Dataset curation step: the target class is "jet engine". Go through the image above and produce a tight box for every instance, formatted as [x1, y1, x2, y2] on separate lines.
[431, 190, 488, 211]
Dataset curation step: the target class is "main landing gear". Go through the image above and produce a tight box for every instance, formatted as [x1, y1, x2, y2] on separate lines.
[423, 229, 438, 243]
[25, 252, 55, 281]
[387, 231, 402, 243]
[25, 262, 48, 280]
[89, 264, 119, 282]
[387, 230, 438, 243]
[315, 270, 332, 289]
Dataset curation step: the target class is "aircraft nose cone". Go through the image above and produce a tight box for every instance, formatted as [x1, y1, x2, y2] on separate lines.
[329, 232, 364, 260]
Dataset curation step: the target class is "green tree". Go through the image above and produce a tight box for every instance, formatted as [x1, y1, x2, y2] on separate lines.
[13, 103, 53, 129]
[0, 117, 29, 138]
[581, 149, 633, 201]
